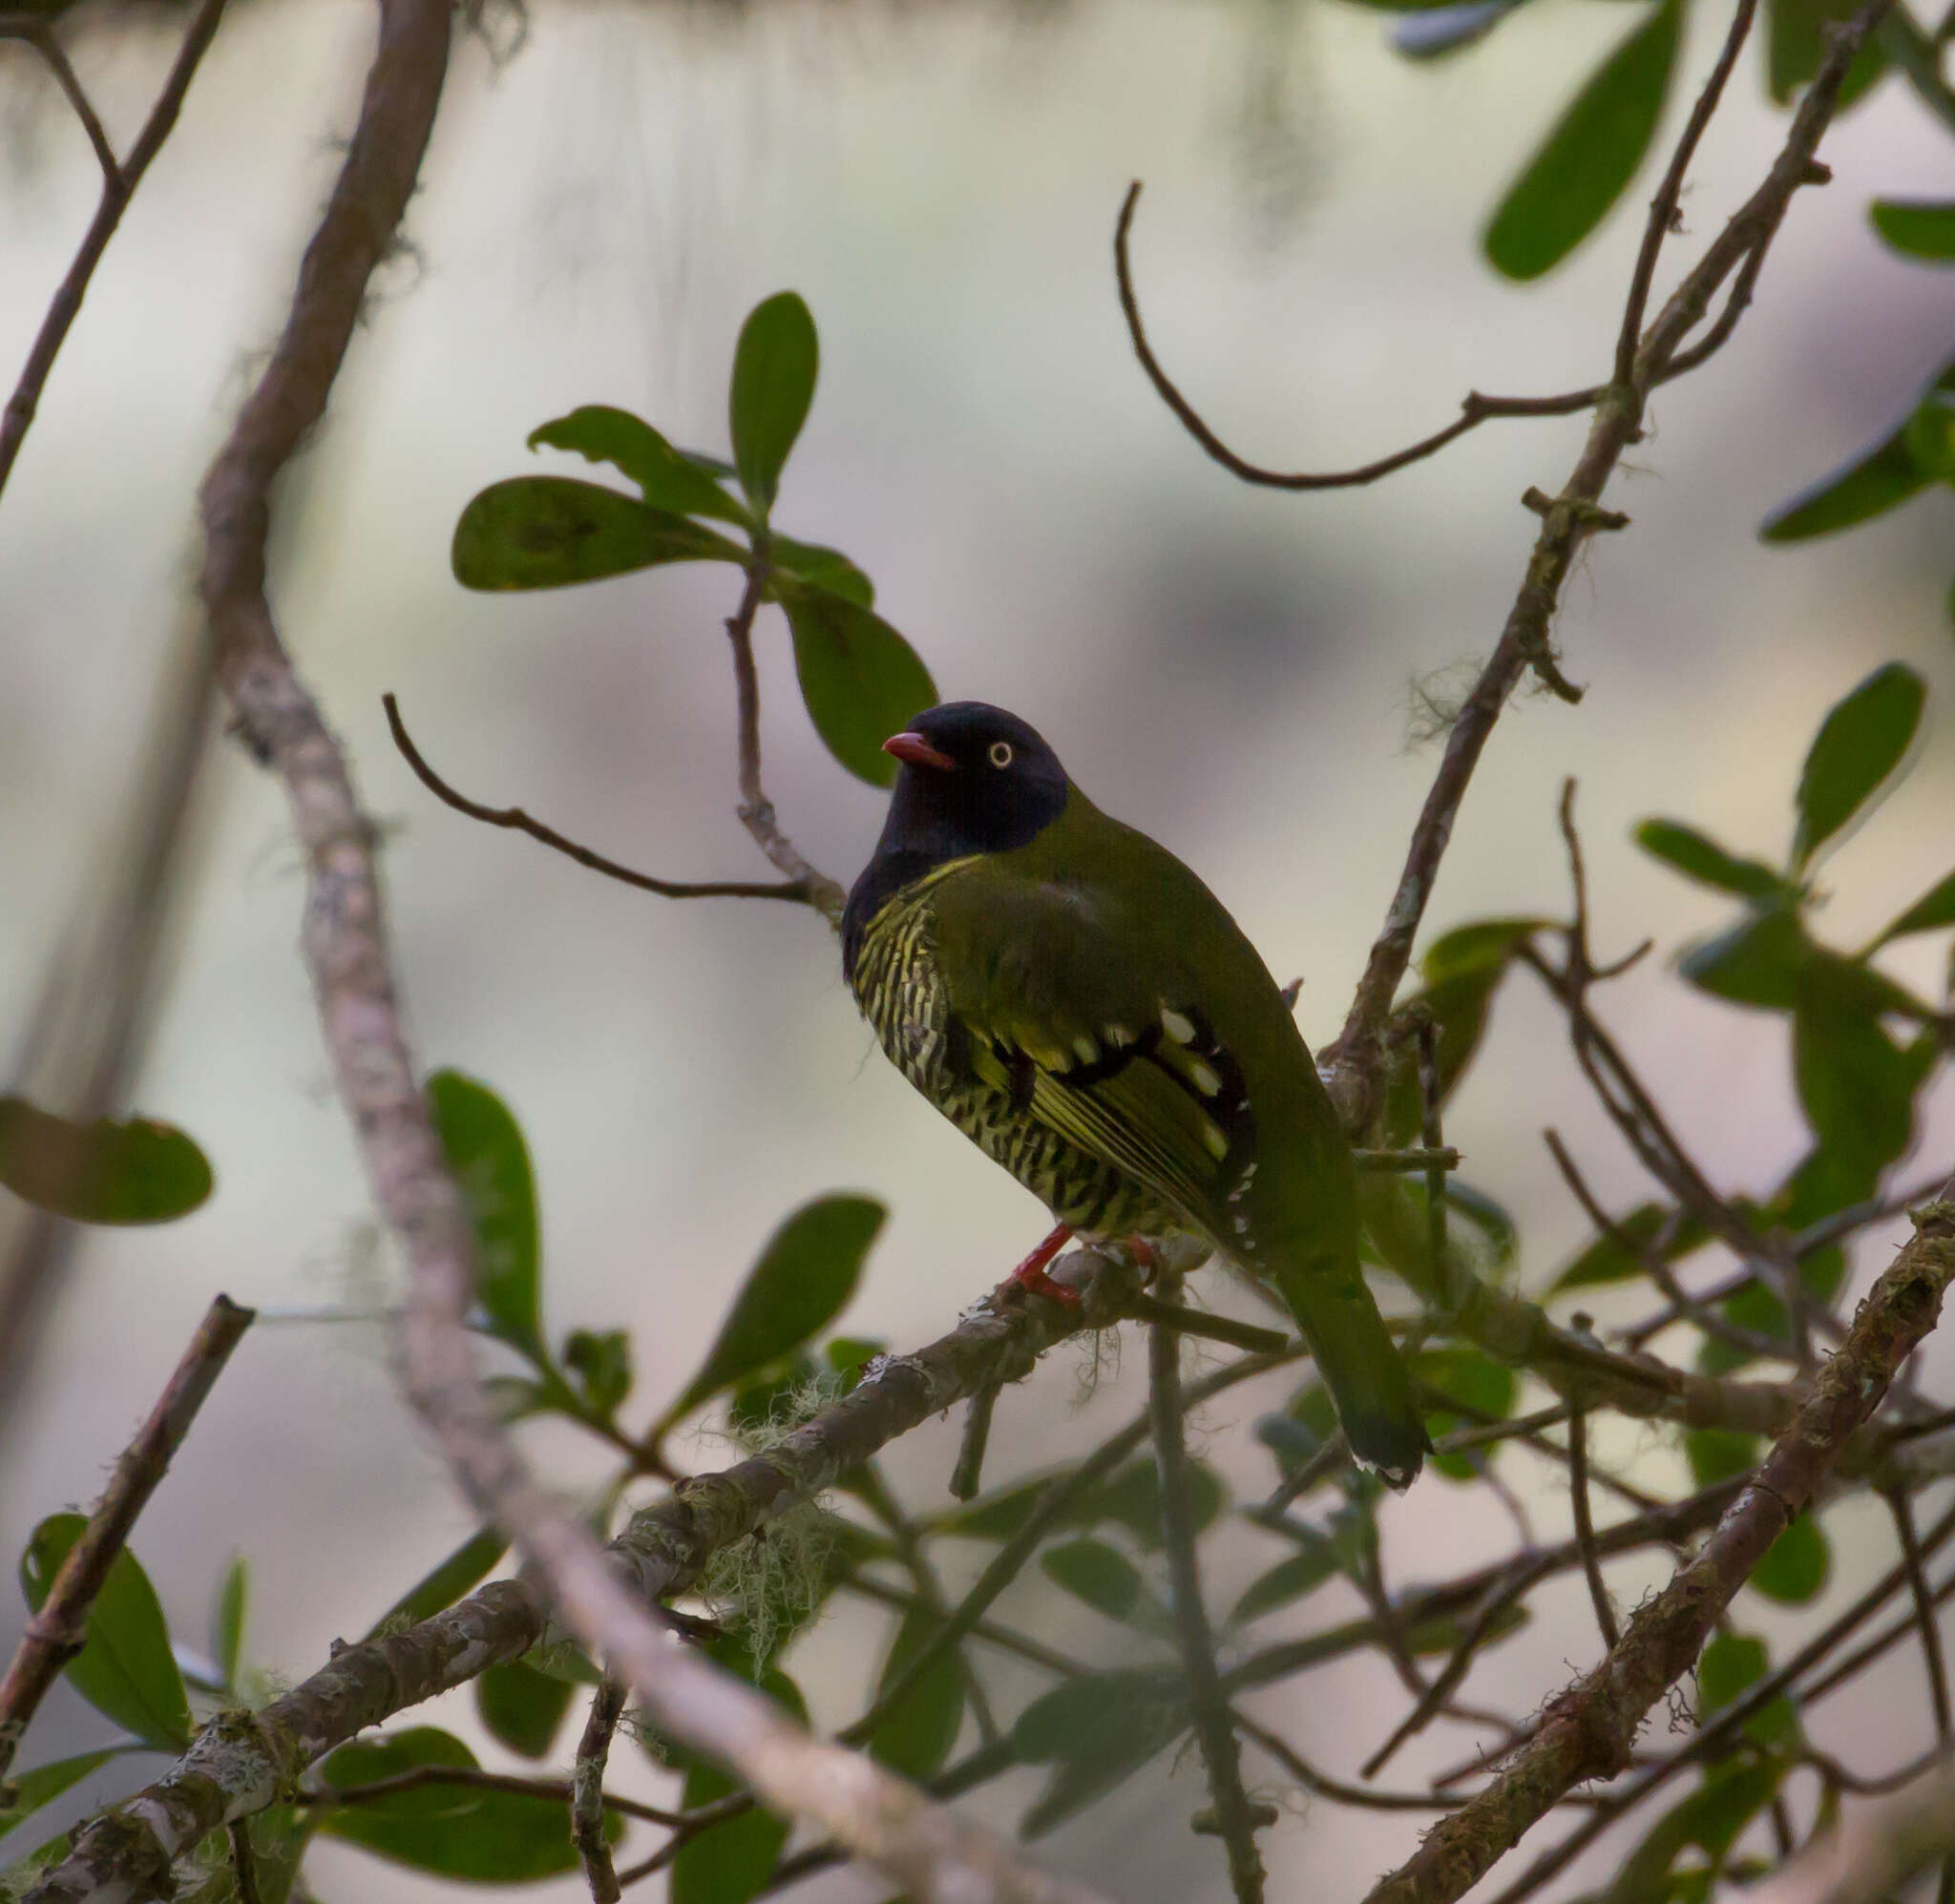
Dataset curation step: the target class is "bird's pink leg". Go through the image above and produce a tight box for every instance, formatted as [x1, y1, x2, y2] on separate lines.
[1000, 1222, 1078, 1305]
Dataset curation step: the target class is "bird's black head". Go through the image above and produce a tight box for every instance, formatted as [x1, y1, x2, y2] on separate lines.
[843, 702, 1072, 975]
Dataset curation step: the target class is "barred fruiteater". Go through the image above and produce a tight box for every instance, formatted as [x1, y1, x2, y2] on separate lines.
[841, 701, 1428, 1487]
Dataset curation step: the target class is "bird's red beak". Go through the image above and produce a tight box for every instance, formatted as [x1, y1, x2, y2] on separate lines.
[882, 731, 956, 772]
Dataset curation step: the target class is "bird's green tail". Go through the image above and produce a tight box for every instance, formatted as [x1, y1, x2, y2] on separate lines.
[1281, 1261, 1429, 1489]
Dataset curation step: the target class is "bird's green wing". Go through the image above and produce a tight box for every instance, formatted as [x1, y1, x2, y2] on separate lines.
[929, 871, 1252, 1228]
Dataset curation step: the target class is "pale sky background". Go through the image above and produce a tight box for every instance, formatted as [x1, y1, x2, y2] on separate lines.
[2, 1, 1954, 1897]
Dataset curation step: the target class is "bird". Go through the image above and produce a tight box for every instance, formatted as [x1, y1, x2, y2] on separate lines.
[842, 701, 1429, 1488]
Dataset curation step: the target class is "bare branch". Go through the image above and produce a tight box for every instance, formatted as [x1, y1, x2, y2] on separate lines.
[383, 694, 813, 904]
[0, 0, 228, 501]
[1148, 1275, 1266, 1903]
[1360, 1190, 1955, 1904]
[1112, 182, 1601, 492]
[0, 1293, 252, 1780]
[1566, 1404, 1620, 1651]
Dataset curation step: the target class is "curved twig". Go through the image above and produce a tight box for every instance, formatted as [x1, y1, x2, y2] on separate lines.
[383, 694, 812, 904]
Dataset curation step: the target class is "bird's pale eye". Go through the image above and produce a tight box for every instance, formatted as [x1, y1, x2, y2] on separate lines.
[988, 741, 1014, 768]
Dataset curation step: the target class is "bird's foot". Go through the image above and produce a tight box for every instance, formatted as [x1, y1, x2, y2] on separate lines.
[999, 1222, 1079, 1306]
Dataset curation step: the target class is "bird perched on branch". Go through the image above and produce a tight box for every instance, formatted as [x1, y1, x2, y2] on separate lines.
[843, 701, 1428, 1487]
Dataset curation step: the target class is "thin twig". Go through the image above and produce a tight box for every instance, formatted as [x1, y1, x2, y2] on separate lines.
[0, 1293, 252, 1779]
[1883, 1480, 1954, 1904]
[1566, 1404, 1620, 1650]
[25, 28, 118, 185]
[724, 548, 847, 924]
[1236, 1711, 1460, 1813]
[1125, 1294, 1290, 1355]
[950, 1385, 999, 1502]
[0, 0, 229, 501]
[303, 1763, 687, 1831]
[1148, 1275, 1266, 1904]
[573, 1676, 627, 1904]
[226, 1823, 262, 1904]
[382, 693, 811, 904]
[1113, 182, 1601, 492]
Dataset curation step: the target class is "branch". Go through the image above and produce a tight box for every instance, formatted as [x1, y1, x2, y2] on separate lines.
[1566, 1403, 1620, 1651]
[1112, 182, 1601, 492]
[1360, 1191, 1955, 1904]
[1317, 0, 1874, 1119]
[725, 546, 847, 924]
[0, 0, 228, 501]
[572, 1677, 626, 1904]
[1148, 1277, 1265, 1903]
[0, 1294, 252, 1780]
[382, 693, 812, 904]
[29, 1238, 1147, 1903]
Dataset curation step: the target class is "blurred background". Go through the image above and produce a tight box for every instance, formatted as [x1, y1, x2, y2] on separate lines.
[1, 1, 1952, 1895]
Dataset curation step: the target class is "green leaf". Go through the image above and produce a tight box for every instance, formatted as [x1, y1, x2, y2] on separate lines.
[869, 1604, 965, 1779]
[20, 1516, 189, 1750]
[1230, 1544, 1339, 1624]
[527, 407, 752, 524]
[1606, 1761, 1781, 1904]
[1679, 908, 1811, 1011]
[671, 1765, 779, 1904]
[729, 292, 819, 516]
[932, 1471, 1064, 1541]
[1552, 1203, 1671, 1290]
[427, 1071, 542, 1357]
[824, 1335, 886, 1390]
[562, 1328, 632, 1415]
[1010, 1672, 1191, 1839]
[361, 1524, 510, 1642]
[0, 1747, 131, 1842]
[0, 1098, 212, 1225]
[1697, 1631, 1799, 1748]
[1089, 1455, 1228, 1550]
[1634, 821, 1788, 901]
[777, 584, 937, 788]
[1792, 663, 1925, 868]
[1873, 199, 1955, 262]
[1904, 390, 1955, 482]
[452, 476, 745, 591]
[1419, 917, 1552, 985]
[1762, 366, 1955, 541]
[1876, 867, 1955, 944]
[472, 1657, 574, 1761]
[666, 1194, 884, 1420]
[1684, 1429, 1757, 1490]
[767, 535, 873, 608]
[319, 1726, 613, 1881]
[1482, 0, 1682, 281]
[210, 1556, 247, 1689]
[1750, 1514, 1830, 1603]
[1417, 1347, 1517, 1482]
[1792, 956, 1933, 1185]
[1041, 1538, 1146, 1622]
[1766, 0, 1890, 106]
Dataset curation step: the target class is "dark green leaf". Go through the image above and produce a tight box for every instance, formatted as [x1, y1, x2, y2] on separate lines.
[0, 1098, 211, 1225]
[1417, 1346, 1517, 1482]
[824, 1335, 886, 1390]
[473, 1657, 574, 1760]
[1634, 822, 1788, 901]
[1792, 955, 1932, 1185]
[0, 1747, 130, 1841]
[1041, 1538, 1146, 1622]
[672, 1766, 780, 1904]
[1697, 1631, 1799, 1748]
[360, 1524, 510, 1642]
[319, 1726, 614, 1881]
[778, 585, 937, 788]
[869, 1604, 965, 1779]
[1793, 662, 1925, 868]
[1750, 1514, 1829, 1603]
[527, 407, 751, 524]
[728, 292, 819, 516]
[1876, 866, 1955, 944]
[210, 1557, 247, 1689]
[1606, 1761, 1781, 1904]
[1762, 365, 1955, 541]
[1483, 0, 1682, 280]
[1552, 1203, 1669, 1290]
[1446, 1181, 1519, 1269]
[1089, 1455, 1228, 1550]
[1765, 0, 1889, 106]
[1684, 1429, 1757, 1490]
[1230, 1544, 1339, 1624]
[1678, 908, 1811, 1011]
[562, 1328, 632, 1414]
[1011, 1672, 1190, 1838]
[1419, 917, 1552, 985]
[666, 1194, 884, 1420]
[1873, 199, 1955, 261]
[932, 1472, 1063, 1541]
[20, 1517, 188, 1750]
[1904, 390, 1955, 481]
[767, 535, 873, 607]
[428, 1071, 542, 1357]
[452, 477, 745, 590]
